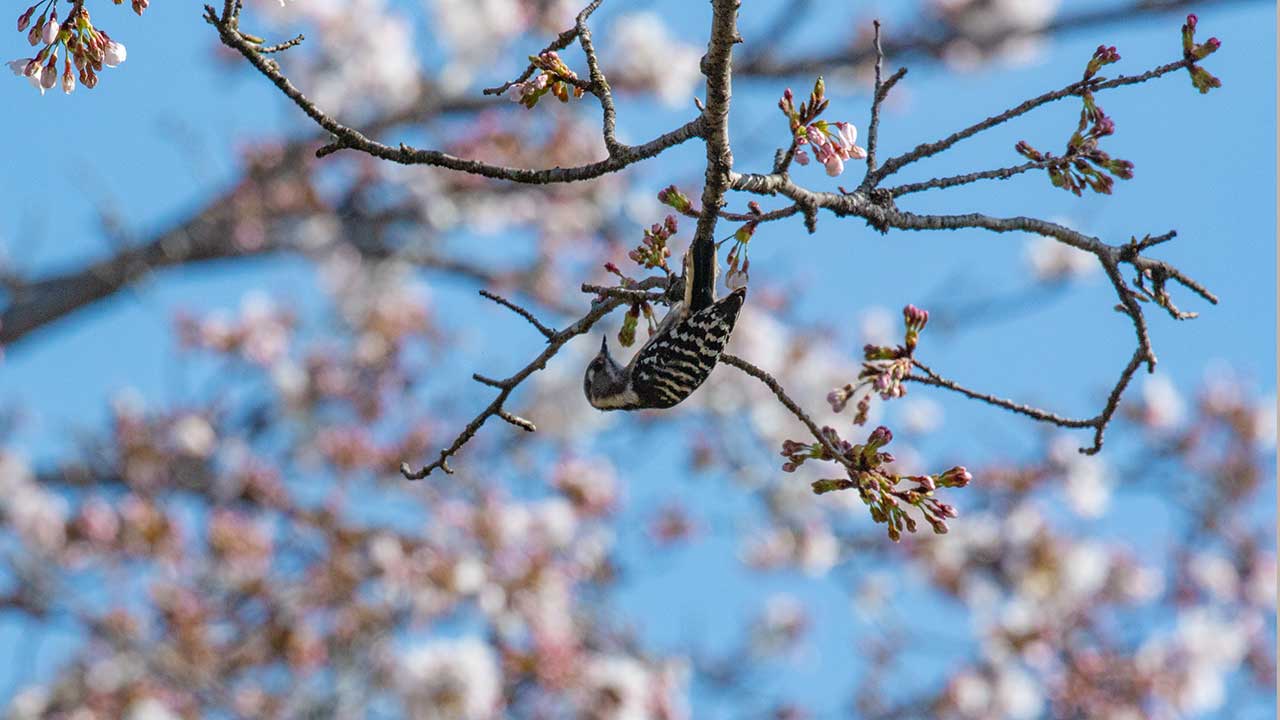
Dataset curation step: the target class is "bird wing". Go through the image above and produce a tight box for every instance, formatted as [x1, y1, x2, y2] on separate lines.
[629, 288, 746, 408]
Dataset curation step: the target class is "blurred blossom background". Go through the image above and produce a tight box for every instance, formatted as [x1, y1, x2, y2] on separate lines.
[0, 0, 1274, 718]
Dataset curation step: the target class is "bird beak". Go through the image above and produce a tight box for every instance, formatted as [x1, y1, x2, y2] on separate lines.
[599, 335, 610, 356]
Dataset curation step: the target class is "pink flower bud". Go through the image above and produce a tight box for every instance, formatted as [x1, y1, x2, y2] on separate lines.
[41, 11, 57, 44]
[103, 41, 126, 67]
[836, 122, 858, 148]
[793, 148, 809, 165]
[823, 153, 844, 177]
[17, 6, 35, 32]
[61, 65, 74, 94]
[40, 61, 56, 89]
[867, 426, 893, 449]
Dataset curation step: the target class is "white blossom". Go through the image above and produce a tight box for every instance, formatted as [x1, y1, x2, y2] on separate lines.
[103, 41, 127, 67]
[398, 637, 501, 720]
[578, 655, 652, 720]
[610, 13, 702, 106]
[1188, 552, 1239, 602]
[1024, 235, 1096, 281]
[171, 414, 216, 458]
[1140, 374, 1187, 429]
[125, 697, 179, 720]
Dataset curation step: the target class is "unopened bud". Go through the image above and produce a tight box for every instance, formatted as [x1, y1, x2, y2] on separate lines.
[17, 6, 35, 32]
[41, 10, 57, 44]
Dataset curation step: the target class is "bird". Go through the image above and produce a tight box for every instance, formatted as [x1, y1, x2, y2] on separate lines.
[583, 247, 746, 411]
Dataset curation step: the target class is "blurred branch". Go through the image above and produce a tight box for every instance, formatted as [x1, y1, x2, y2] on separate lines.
[735, 0, 1259, 78]
[867, 58, 1196, 184]
[0, 186, 520, 349]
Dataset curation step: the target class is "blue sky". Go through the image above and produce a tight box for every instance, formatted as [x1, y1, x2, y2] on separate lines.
[0, 0, 1274, 714]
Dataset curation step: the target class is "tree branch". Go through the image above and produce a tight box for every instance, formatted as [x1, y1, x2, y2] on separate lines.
[203, 5, 703, 184]
[721, 352, 854, 472]
[399, 276, 668, 479]
[689, 0, 741, 312]
[735, 0, 1254, 78]
[861, 20, 907, 179]
[869, 58, 1195, 183]
[479, 290, 557, 340]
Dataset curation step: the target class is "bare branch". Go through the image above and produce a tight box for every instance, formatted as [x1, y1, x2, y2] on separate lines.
[721, 352, 854, 472]
[908, 360, 1094, 429]
[736, 0, 1252, 78]
[870, 58, 1195, 182]
[400, 276, 668, 479]
[580, 284, 667, 303]
[885, 158, 1054, 197]
[498, 410, 537, 432]
[909, 346, 1148, 454]
[202, 5, 704, 184]
[572, 0, 624, 157]
[479, 290, 557, 340]
[862, 21, 907, 179]
[255, 33, 304, 54]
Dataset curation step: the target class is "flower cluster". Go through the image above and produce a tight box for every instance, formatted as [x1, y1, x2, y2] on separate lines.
[629, 215, 677, 273]
[604, 211, 710, 348]
[657, 184, 696, 217]
[830, 305, 929, 425]
[505, 51, 586, 108]
[601, 262, 657, 348]
[778, 77, 866, 177]
[781, 425, 971, 540]
[656, 184, 757, 290]
[1181, 14, 1222, 93]
[724, 218, 754, 292]
[1014, 44, 1135, 195]
[10, 1, 132, 95]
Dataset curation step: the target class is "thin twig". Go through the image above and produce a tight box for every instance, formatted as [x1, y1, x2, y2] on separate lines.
[400, 276, 667, 479]
[886, 158, 1055, 197]
[909, 348, 1148, 454]
[255, 33, 304, 54]
[870, 58, 1195, 183]
[737, 0, 1249, 77]
[580, 284, 667, 303]
[573, 0, 623, 157]
[862, 21, 906, 179]
[721, 353, 854, 471]
[203, 4, 703, 184]
[483, 25, 584, 96]
[908, 360, 1094, 429]
[479, 290, 557, 339]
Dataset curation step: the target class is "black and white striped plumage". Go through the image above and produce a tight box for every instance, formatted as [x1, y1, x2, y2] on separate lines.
[584, 287, 746, 411]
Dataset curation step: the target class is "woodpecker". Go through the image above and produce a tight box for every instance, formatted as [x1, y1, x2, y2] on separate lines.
[584, 249, 745, 411]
